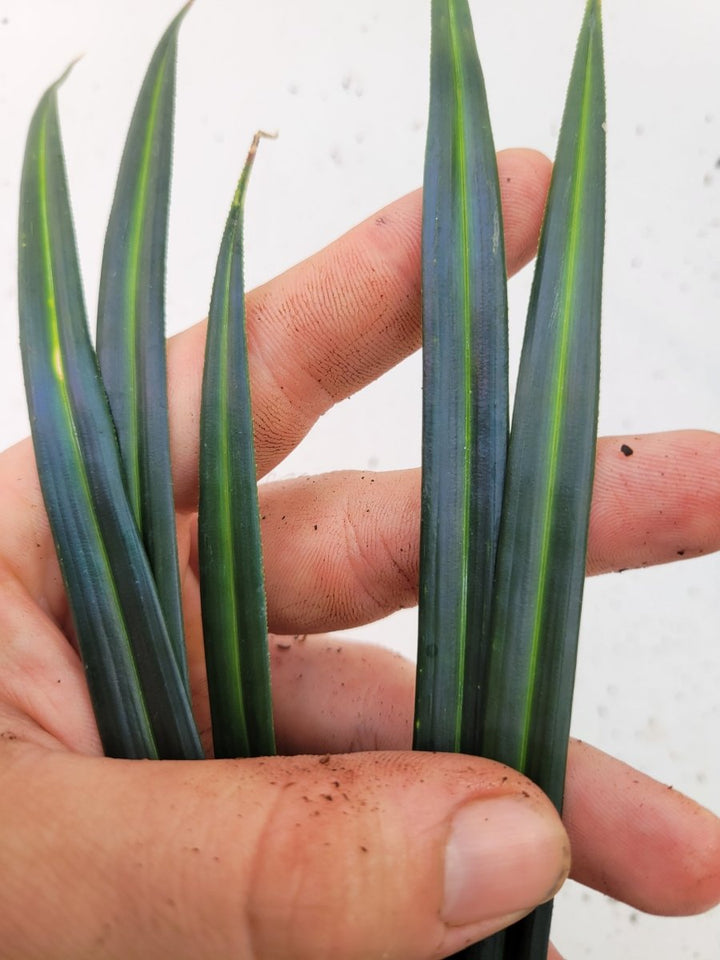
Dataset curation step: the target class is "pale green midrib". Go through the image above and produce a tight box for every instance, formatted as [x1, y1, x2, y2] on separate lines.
[125, 50, 171, 525]
[38, 108, 153, 743]
[517, 34, 596, 772]
[448, 0, 472, 751]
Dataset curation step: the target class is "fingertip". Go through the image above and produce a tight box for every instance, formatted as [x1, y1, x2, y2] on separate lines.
[660, 796, 720, 916]
[442, 793, 569, 927]
[565, 740, 720, 916]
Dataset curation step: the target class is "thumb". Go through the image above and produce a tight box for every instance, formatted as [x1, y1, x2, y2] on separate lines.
[2, 743, 569, 959]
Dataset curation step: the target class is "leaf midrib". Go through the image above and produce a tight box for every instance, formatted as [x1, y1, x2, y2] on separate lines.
[125, 51, 170, 521]
[217, 224, 243, 698]
[448, 0, 472, 751]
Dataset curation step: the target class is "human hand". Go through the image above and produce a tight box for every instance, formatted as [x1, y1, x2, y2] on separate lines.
[0, 149, 718, 959]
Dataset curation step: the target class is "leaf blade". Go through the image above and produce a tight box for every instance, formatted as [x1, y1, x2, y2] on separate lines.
[199, 133, 276, 759]
[414, 0, 509, 754]
[19, 70, 203, 761]
[96, 3, 192, 689]
[486, 0, 605, 823]
[475, 2, 605, 956]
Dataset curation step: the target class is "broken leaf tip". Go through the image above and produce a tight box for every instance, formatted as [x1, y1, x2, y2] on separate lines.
[232, 130, 277, 208]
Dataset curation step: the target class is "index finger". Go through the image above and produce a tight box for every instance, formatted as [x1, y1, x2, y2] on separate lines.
[167, 148, 551, 507]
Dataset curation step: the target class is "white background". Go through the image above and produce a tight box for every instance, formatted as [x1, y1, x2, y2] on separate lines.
[0, 1, 718, 956]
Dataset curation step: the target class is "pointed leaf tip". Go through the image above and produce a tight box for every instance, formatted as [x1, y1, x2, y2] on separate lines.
[173, 0, 195, 27]
[51, 56, 84, 90]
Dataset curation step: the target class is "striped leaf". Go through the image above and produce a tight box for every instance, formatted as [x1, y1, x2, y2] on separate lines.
[97, 2, 192, 690]
[18, 67, 203, 760]
[475, 2, 606, 957]
[199, 133, 276, 759]
[414, 0, 508, 753]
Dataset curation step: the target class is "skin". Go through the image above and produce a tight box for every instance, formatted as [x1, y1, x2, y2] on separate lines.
[0, 148, 718, 959]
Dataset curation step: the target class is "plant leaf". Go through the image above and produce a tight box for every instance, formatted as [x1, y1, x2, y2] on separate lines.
[97, 2, 192, 690]
[475, 2, 605, 956]
[199, 133, 276, 759]
[414, 0, 508, 753]
[18, 67, 203, 761]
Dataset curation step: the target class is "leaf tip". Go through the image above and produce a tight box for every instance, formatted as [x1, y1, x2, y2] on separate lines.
[177, 0, 196, 24]
[250, 129, 279, 153]
[55, 55, 84, 89]
[232, 130, 276, 207]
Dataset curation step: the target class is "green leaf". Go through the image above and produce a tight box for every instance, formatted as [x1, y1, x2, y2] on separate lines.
[97, 2, 192, 691]
[18, 67, 203, 761]
[199, 133, 276, 759]
[475, 2, 606, 956]
[414, 0, 508, 754]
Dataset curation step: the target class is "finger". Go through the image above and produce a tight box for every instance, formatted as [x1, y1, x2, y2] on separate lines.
[245, 430, 720, 635]
[268, 634, 720, 918]
[8, 426, 717, 637]
[0, 150, 549, 606]
[259, 469, 420, 635]
[270, 634, 416, 754]
[0, 740, 568, 960]
[563, 740, 720, 916]
[167, 148, 552, 504]
[586, 430, 720, 574]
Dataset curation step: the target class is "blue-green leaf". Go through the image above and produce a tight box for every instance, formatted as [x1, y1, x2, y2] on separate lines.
[97, 3, 192, 690]
[476, 1, 605, 956]
[19, 68, 203, 761]
[414, 0, 508, 753]
[199, 133, 276, 759]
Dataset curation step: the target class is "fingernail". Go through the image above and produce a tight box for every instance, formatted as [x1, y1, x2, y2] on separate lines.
[442, 794, 570, 927]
